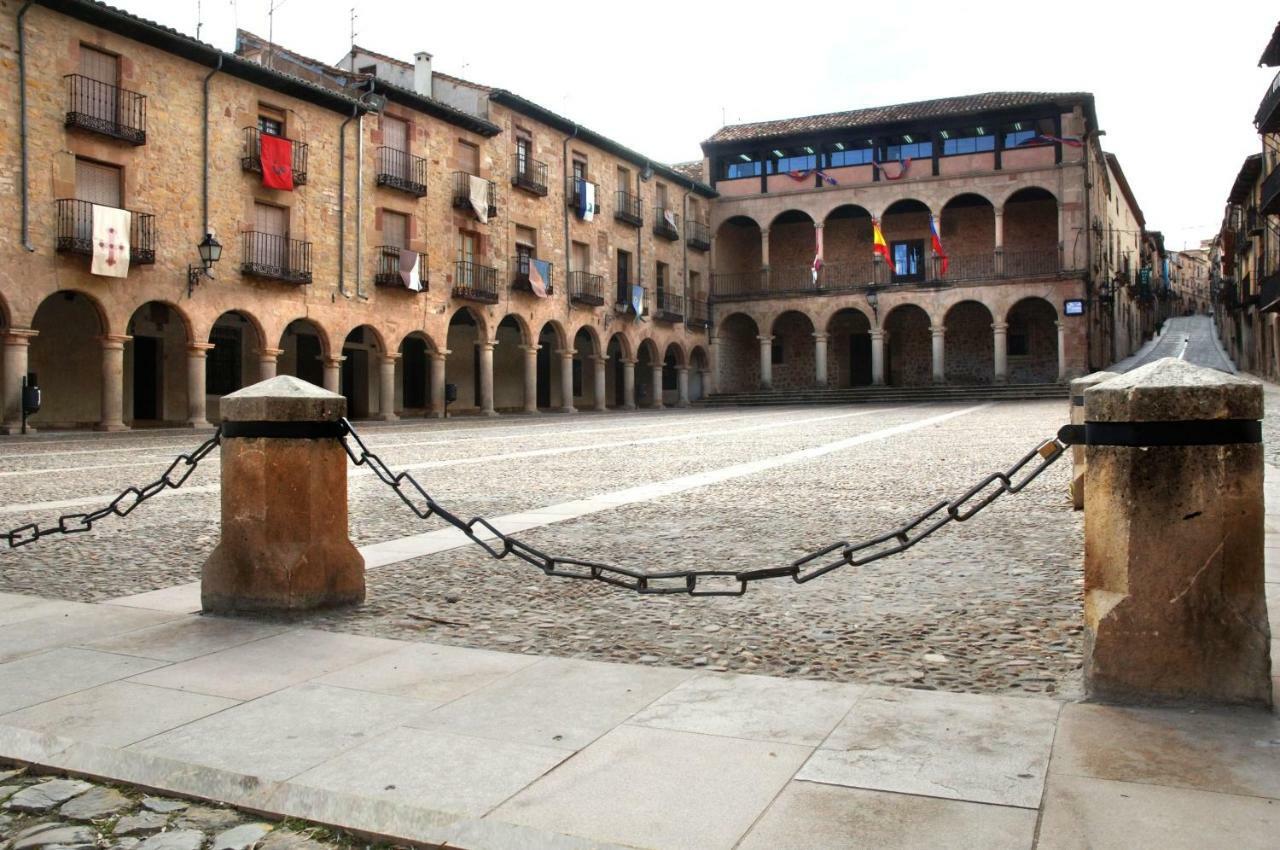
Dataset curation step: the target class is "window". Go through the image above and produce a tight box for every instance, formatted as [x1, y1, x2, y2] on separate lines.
[891, 239, 925, 281]
[689, 270, 702, 297]
[616, 249, 631, 303]
[884, 139, 932, 160]
[617, 166, 631, 193]
[382, 210, 408, 249]
[825, 144, 874, 167]
[572, 158, 587, 181]
[77, 46, 119, 124]
[456, 139, 479, 175]
[516, 134, 532, 175]
[656, 183, 668, 211]
[1002, 117, 1056, 148]
[258, 106, 285, 137]
[721, 155, 762, 179]
[358, 64, 377, 76]
[76, 158, 122, 208]
[571, 240, 589, 272]
[940, 126, 995, 155]
[656, 261, 668, 299]
[515, 225, 535, 276]
[767, 146, 817, 174]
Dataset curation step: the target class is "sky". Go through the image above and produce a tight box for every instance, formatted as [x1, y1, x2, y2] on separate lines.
[131, 0, 1274, 251]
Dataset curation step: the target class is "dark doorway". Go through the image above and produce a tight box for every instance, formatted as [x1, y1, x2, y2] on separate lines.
[536, 345, 552, 408]
[614, 358, 625, 406]
[132, 335, 161, 421]
[402, 337, 427, 409]
[341, 348, 370, 418]
[849, 334, 872, 386]
[296, 333, 323, 386]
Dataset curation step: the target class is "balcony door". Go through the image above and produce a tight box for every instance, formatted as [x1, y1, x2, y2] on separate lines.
[616, 249, 631, 304]
[75, 159, 122, 243]
[78, 46, 119, 126]
[383, 210, 408, 249]
[255, 202, 288, 270]
[516, 135, 531, 179]
[457, 231, 476, 286]
[382, 116, 409, 180]
[456, 140, 479, 177]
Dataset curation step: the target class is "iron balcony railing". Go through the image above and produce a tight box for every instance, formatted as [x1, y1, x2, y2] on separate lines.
[512, 155, 549, 196]
[687, 297, 711, 328]
[511, 254, 554, 295]
[568, 270, 605, 306]
[614, 190, 643, 226]
[64, 74, 146, 145]
[618, 283, 647, 315]
[374, 245, 428, 289]
[242, 127, 309, 185]
[54, 199, 155, 264]
[1255, 67, 1280, 132]
[653, 208, 679, 241]
[1000, 247, 1060, 278]
[654, 290, 684, 322]
[1262, 164, 1280, 216]
[686, 219, 711, 251]
[566, 177, 601, 214]
[240, 231, 312, 284]
[452, 260, 499, 302]
[1260, 270, 1280, 313]
[376, 147, 428, 197]
[451, 172, 497, 219]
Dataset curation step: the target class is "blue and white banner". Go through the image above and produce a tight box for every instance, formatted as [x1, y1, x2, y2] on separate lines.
[631, 284, 645, 319]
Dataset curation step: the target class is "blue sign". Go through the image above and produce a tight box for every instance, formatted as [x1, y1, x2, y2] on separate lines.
[1064, 299, 1085, 316]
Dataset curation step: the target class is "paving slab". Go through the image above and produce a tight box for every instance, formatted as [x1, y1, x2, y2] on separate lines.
[292, 726, 567, 817]
[0, 680, 239, 747]
[129, 683, 428, 781]
[1049, 702, 1280, 799]
[407, 656, 692, 751]
[102, 583, 203, 614]
[491, 724, 811, 850]
[314, 641, 540, 707]
[796, 687, 1060, 808]
[128, 629, 404, 700]
[0, 605, 178, 662]
[627, 671, 863, 746]
[84, 616, 291, 662]
[1036, 773, 1280, 850]
[0, 647, 167, 714]
[736, 780, 1037, 850]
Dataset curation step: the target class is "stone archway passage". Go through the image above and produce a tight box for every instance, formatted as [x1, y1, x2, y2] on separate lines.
[884, 304, 932, 387]
[125, 301, 191, 425]
[1007, 298, 1059, 383]
[29, 291, 109, 430]
[828, 308, 873, 388]
[943, 301, 995, 385]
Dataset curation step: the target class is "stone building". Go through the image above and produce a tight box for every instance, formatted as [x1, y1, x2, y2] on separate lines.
[1170, 243, 1212, 316]
[0, 0, 1156, 432]
[685, 92, 1152, 393]
[1217, 22, 1280, 378]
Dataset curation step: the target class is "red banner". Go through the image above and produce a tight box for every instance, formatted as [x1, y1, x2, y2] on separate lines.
[260, 133, 294, 191]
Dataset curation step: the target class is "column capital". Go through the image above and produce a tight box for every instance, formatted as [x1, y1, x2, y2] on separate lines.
[259, 347, 284, 359]
[100, 334, 132, 347]
[2, 328, 38, 344]
[519, 343, 541, 354]
[930, 326, 946, 336]
[428, 348, 451, 361]
[589, 353, 610, 364]
[476, 340, 497, 352]
[621, 357, 638, 366]
[556, 349, 577, 359]
[991, 322, 1009, 333]
[812, 332, 830, 342]
[813, 222, 824, 230]
[380, 353, 401, 364]
[187, 342, 216, 355]
[325, 354, 347, 366]
[870, 329, 885, 339]
[1055, 320, 1064, 330]
[676, 365, 689, 374]
[757, 335, 774, 344]
[760, 228, 770, 237]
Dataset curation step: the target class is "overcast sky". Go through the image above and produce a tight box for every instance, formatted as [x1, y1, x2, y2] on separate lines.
[133, 0, 1273, 251]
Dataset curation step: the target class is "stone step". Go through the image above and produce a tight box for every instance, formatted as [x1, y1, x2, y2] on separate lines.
[698, 384, 1068, 407]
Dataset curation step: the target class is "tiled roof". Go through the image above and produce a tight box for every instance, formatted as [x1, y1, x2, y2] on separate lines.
[1228, 153, 1263, 204]
[1261, 22, 1280, 66]
[1104, 152, 1144, 229]
[668, 160, 705, 182]
[704, 91, 1092, 146]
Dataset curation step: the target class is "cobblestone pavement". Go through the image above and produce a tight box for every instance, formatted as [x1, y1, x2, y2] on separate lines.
[0, 400, 1085, 698]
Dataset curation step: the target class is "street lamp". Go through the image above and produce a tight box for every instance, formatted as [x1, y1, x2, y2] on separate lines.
[187, 232, 223, 297]
[866, 286, 879, 322]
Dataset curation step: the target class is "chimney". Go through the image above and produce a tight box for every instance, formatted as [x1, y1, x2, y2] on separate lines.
[413, 51, 433, 96]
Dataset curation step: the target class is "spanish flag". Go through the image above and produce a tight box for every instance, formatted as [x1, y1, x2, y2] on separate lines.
[872, 218, 893, 267]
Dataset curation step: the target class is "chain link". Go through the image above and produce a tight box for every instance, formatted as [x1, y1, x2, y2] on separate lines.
[3, 429, 222, 549]
[341, 418, 1068, 597]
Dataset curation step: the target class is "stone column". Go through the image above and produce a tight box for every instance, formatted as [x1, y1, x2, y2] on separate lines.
[758, 335, 773, 390]
[676, 366, 691, 407]
[708, 336, 721, 395]
[98, 334, 130, 432]
[992, 322, 1009, 384]
[592, 354, 608, 411]
[651, 363, 665, 409]
[1083, 358, 1271, 706]
[477, 340, 497, 416]
[700, 369, 712, 401]
[870, 329, 886, 386]
[1056, 320, 1067, 382]
[760, 228, 770, 269]
[1068, 371, 1117, 510]
[376, 354, 399, 421]
[622, 358, 637, 410]
[187, 342, 215, 428]
[813, 332, 829, 387]
[520, 344, 540, 414]
[558, 349, 577, 413]
[202, 375, 364, 613]
[429, 350, 448, 418]
[993, 210, 1004, 274]
[322, 355, 344, 395]
[930, 326, 946, 384]
[1, 329, 37, 434]
[258, 347, 283, 381]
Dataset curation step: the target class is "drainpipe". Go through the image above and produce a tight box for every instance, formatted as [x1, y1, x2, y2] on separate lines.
[337, 102, 359, 298]
[681, 187, 690, 322]
[563, 123, 579, 305]
[201, 55, 223, 241]
[355, 103, 366, 299]
[17, 1, 35, 252]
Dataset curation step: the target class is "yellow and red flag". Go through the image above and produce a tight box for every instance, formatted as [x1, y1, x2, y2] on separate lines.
[872, 218, 893, 267]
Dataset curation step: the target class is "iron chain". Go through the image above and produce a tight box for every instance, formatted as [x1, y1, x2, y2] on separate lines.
[3, 428, 222, 548]
[341, 418, 1068, 597]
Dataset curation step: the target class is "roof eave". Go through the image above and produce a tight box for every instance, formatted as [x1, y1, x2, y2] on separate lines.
[373, 82, 501, 136]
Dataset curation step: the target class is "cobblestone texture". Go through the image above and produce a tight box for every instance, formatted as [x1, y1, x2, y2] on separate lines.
[1, 400, 1083, 698]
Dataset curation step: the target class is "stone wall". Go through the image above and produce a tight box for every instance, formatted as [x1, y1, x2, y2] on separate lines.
[770, 312, 816, 389]
[885, 305, 932, 386]
[943, 301, 995, 384]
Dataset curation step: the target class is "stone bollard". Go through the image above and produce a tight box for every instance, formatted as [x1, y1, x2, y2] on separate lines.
[1067, 371, 1117, 510]
[1082, 358, 1272, 706]
[202, 376, 365, 613]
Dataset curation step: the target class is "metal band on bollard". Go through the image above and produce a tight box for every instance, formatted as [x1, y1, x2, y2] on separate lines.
[220, 420, 349, 440]
[1057, 419, 1261, 447]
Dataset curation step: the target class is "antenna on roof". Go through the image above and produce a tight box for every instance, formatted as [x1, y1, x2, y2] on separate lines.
[266, 0, 293, 70]
[349, 6, 358, 65]
[196, 0, 203, 41]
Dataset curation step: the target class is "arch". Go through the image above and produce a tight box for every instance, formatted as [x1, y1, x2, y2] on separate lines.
[0, 290, 12, 329]
[637, 337, 661, 363]
[449, 305, 490, 343]
[343, 323, 386, 354]
[938, 194, 996, 281]
[605, 332, 632, 408]
[536, 319, 568, 352]
[339, 324, 387, 419]
[940, 191, 995, 212]
[530, 319, 569, 411]
[767, 210, 818, 291]
[883, 303, 932, 387]
[769, 309, 815, 336]
[279, 317, 331, 359]
[1002, 188, 1060, 274]
[818, 204, 875, 286]
[446, 308, 485, 411]
[663, 341, 687, 367]
[606, 330, 633, 362]
[715, 215, 763, 277]
[1005, 297, 1059, 384]
[828, 307, 874, 388]
[689, 345, 709, 370]
[29, 290, 109, 428]
[206, 311, 264, 416]
[398, 331, 436, 416]
[880, 197, 932, 219]
[572, 324, 601, 356]
[879, 200, 933, 283]
[943, 300, 995, 385]
[635, 337, 661, 408]
[124, 301, 195, 424]
[769, 310, 818, 389]
[717, 312, 761, 393]
[279, 318, 328, 389]
[767, 207, 816, 230]
[1002, 185, 1058, 207]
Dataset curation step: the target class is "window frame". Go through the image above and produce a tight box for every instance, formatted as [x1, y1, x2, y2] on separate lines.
[890, 239, 926, 282]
